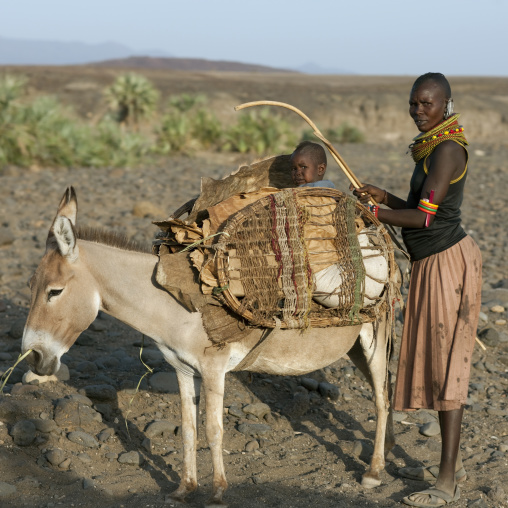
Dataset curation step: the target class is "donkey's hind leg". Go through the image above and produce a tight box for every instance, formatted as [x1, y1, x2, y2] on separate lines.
[169, 371, 202, 502]
[347, 316, 392, 488]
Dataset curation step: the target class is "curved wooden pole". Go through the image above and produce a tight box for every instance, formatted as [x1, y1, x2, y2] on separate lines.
[234, 100, 377, 204]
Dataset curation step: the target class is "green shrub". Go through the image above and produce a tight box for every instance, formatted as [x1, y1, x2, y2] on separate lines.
[303, 123, 365, 144]
[191, 109, 222, 149]
[223, 108, 297, 155]
[83, 119, 152, 167]
[156, 94, 223, 153]
[0, 74, 27, 109]
[168, 93, 206, 113]
[0, 74, 31, 165]
[22, 96, 81, 166]
[2, 74, 354, 167]
[0, 117, 31, 166]
[155, 111, 196, 155]
[0, 92, 84, 167]
[0, 74, 153, 168]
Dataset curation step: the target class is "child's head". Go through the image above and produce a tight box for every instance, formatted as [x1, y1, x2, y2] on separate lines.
[290, 141, 327, 186]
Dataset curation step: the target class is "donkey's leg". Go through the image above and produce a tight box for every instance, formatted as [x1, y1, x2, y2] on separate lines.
[385, 369, 395, 454]
[348, 321, 395, 456]
[170, 371, 202, 502]
[202, 371, 228, 506]
[347, 317, 391, 488]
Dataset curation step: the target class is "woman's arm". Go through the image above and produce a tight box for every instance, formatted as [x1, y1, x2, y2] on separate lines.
[383, 191, 407, 210]
[354, 141, 467, 229]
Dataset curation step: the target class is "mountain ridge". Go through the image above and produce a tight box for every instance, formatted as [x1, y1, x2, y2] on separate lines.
[90, 56, 297, 73]
[0, 36, 145, 65]
[0, 36, 331, 74]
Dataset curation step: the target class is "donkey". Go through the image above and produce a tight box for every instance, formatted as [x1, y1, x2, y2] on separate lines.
[22, 187, 397, 506]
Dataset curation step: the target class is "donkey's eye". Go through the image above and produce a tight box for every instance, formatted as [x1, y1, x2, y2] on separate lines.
[48, 289, 63, 301]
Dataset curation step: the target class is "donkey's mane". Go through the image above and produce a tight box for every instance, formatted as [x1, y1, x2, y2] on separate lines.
[76, 226, 151, 253]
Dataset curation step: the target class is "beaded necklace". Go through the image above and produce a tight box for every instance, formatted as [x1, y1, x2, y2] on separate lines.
[409, 114, 468, 163]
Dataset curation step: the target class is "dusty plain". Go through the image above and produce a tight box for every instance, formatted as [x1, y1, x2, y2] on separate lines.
[0, 68, 507, 507]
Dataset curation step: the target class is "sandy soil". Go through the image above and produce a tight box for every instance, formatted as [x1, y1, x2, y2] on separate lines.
[0, 144, 507, 508]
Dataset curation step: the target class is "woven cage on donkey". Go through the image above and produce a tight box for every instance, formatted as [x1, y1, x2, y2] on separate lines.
[214, 187, 395, 329]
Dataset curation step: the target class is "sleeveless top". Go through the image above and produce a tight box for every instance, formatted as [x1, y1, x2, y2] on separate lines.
[401, 142, 468, 261]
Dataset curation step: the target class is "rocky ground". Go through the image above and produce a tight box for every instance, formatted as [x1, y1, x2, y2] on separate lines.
[0, 145, 507, 508]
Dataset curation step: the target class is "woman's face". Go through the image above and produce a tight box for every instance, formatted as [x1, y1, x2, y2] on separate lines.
[409, 81, 447, 133]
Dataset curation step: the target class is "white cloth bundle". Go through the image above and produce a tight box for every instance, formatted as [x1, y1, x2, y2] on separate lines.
[313, 229, 389, 308]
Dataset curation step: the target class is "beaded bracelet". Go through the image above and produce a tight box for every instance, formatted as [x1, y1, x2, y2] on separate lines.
[366, 204, 379, 217]
[417, 199, 438, 215]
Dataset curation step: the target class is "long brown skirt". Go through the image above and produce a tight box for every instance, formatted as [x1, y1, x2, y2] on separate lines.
[393, 235, 482, 411]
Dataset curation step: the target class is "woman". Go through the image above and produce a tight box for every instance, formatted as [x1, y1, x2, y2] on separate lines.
[353, 72, 482, 507]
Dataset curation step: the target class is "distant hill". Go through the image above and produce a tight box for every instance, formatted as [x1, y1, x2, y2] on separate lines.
[0, 36, 166, 65]
[0, 36, 347, 74]
[0, 36, 295, 73]
[0, 36, 306, 73]
[90, 56, 297, 74]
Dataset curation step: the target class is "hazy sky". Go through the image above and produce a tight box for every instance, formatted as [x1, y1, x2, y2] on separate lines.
[2, 0, 507, 76]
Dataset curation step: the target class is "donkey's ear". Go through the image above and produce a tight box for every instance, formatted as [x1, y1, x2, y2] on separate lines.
[47, 187, 79, 260]
[56, 186, 78, 226]
[51, 216, 79, 261]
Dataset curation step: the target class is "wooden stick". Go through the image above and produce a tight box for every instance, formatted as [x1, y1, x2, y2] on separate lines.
[234, 100, 377, 204]
[475, 336, 487, 351]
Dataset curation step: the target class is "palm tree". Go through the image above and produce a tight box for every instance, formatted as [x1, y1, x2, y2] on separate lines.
[104, 73, 159, 128]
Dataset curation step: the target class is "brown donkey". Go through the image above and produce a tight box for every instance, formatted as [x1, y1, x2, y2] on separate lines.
[22, 187, 397, 507]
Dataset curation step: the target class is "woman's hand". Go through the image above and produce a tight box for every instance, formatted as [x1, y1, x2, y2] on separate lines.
[349, 183, 387, 204]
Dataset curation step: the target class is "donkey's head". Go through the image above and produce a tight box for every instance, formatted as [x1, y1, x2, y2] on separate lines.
[22, 187, 101, 376]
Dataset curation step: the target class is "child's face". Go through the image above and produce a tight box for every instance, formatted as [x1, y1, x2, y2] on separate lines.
[291, 152, 325, 186]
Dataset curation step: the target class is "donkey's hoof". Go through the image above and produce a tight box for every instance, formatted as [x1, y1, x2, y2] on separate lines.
[361, 474, 382, 489]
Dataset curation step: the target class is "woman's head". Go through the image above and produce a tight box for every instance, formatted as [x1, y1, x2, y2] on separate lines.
[409, 72, 454, 133]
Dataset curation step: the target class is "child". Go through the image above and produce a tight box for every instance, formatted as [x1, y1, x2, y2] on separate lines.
[290, 141, 335, 188]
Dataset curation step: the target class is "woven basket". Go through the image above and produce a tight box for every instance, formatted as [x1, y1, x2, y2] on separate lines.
[214, 187, 396, 329]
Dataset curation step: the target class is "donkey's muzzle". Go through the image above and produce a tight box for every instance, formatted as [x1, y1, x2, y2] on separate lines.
[25, 348, 58, 377]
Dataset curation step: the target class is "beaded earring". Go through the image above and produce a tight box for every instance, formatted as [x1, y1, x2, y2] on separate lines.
[444, 99, 454, 119]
